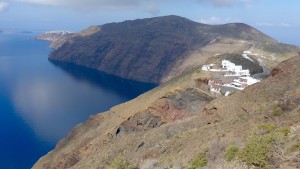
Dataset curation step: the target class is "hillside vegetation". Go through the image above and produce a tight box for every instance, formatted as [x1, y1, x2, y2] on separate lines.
[33, 55, 300, 169]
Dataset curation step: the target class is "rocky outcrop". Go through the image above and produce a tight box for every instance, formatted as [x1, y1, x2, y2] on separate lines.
[48, 15, 299, 84]
[33, 85, 214, 169]
[115, 88, 213, 137]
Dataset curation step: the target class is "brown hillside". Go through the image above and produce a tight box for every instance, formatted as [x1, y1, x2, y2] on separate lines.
[33, 55, 300, 169]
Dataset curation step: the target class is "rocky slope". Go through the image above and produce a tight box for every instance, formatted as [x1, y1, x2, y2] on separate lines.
[47, 15, 299, 84]
[33, 55, 300, 169]
[36, 31, 75, 49]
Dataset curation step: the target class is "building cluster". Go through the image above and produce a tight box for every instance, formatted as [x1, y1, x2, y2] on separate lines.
[202, 60, 250, 76]
[45, 30, 74, 36]
[202, 60, 260, 96]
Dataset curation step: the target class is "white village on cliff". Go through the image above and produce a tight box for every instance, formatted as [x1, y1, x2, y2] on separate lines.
[202, 59, 260, 96]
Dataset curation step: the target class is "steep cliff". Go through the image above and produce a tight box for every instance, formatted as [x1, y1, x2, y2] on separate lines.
[47, 15, 299, 84]
[33, 55, 300, 169]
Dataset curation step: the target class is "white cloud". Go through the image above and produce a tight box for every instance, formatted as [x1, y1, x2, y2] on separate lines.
[200, 16, 221, 24]
[16, 0, 142, 9]
[256, 22, 273, 26]
[0, 1, 9, 11]
[0, 0, 262, 20]
[195, 0, 252, 7]
[279, 23, 291, 28]
[256, 22, 292, 28]
[15, 0, 166, 15]
[13, 0, 254, 14]
[199, 16, 239, 24]
[145, 2, 160, 15]
[14, 0, 256, 9]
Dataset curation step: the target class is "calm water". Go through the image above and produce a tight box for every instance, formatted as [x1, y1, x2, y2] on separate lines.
[0, 32, 155, 169]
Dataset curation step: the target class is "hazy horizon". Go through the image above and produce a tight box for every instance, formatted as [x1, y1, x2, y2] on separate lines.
[0, 0, 300, 46]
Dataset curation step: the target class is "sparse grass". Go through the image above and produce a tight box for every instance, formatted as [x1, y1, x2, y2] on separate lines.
[277, 127, 290, 137]
[224, 145, 239, 161]
[272, 106, 283, 116]
[186, 148, 209, 169]
[195, 69, 202, 74]
[204, 159, 251, 169]
[277, 55, 294, 63]
[287, 141, 300, 154]
[258, 123, 276, 134]
[108, 156, 134, 169]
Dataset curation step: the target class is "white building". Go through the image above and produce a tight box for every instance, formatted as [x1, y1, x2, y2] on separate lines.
[202, 59, 260, 96]
[221, 60, 250, 76]
[222, 60, 235, 70]
[202, 65, 210, 71]
[202, 60, 250, 76]
[243, 51, 252, 54]
[237, 76, 260, 85]
[227, 76, 260, 90]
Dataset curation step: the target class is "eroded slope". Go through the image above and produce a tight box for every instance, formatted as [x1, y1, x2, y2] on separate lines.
[34, 55, 300, 169]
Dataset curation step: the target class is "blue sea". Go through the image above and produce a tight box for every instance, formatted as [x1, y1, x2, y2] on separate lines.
[0, 32, 155, 169]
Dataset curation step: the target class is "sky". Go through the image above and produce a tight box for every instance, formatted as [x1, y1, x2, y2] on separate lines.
[0, 0, 299, 45]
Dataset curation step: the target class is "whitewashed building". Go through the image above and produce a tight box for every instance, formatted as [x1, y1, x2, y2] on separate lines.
[221, 60, 250, 76]
[237, 76, 260, 86]
[202, 60, 250, 76]
[202, 59, 260, 96]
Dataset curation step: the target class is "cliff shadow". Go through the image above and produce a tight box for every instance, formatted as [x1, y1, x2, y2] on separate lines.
[49, 60, 157, 100]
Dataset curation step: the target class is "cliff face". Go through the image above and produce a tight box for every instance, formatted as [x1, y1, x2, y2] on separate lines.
[47, 15, 299, 84]
[33, 55, 300, 169]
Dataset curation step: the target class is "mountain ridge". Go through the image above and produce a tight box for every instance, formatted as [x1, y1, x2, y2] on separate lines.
[46, 15, 299, 84]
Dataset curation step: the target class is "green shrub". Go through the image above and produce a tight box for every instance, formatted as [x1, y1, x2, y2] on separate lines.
[272, 106, 283, 116]
[224, 145, 239, 161]
[186, 148, 209, 169]
[277, 127, 290, 136]
[238, 124, 279, 168]
[238, 124, 293, 168]
[259, 123, 276, 133]
[108, 156, 134, 169]
[239, 133, 274, 168]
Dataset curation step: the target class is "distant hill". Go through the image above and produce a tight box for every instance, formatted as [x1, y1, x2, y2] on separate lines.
[46, 15, 299, 84]
[36, 31, 75, 49]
